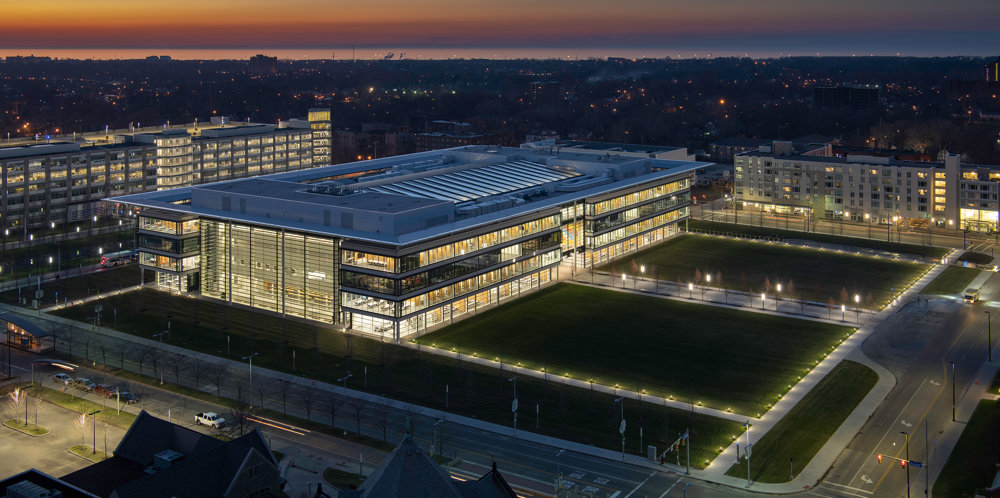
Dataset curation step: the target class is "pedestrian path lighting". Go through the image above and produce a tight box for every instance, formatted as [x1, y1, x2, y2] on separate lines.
[688, 282, 693, 298]
[760, 292, 765, 310]
[854, 294, 861, 323]
[621, 273, 626, 288]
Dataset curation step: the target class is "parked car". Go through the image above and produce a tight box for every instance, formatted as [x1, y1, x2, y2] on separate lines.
[94, 384, 116, 398]
[194, 412, 225, 429]
[52, 373, 72, 385]
[118, 391, 139, 405]
[72, 377, 96, 391]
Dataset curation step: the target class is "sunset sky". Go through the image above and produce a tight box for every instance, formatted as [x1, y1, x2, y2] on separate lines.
[2, 0, 998, 56]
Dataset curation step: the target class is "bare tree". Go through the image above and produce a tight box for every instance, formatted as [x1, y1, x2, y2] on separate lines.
[350, 400, 364, 435]
[147, 349, 162, 382]
[168, 353, 187, 385]
[224, 404, 254, 439]
[372, 400, 390, 441]
[32, 393, 43, 427]
[115, 342, 131, 374]
[135, 348, 151, 377]
[191, 358, 209, 392]
[325, 392, 345, 431]
[234, 380, 247, 405]
[276, 379, 292, 415]
[298, 386, 316, 422]
[208, 364, 227, 398]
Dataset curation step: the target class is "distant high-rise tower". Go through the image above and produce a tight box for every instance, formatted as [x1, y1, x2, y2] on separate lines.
[249, 54, 278, 75]
[308, 108, 332, 165]
[987, 56, 1000, 83]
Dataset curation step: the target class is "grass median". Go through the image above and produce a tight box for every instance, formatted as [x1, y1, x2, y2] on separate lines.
[724, 360, 878, 483]
[934, 399, 1000, 497]
[602, 233, 929, 306]
[688, 219, 948, 259]
[920, 266, 982, 295]
[29, 385, 136, 430]
[51, 287, 743, 468]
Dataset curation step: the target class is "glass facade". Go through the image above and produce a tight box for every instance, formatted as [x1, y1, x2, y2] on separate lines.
[200, 220, 340, 323]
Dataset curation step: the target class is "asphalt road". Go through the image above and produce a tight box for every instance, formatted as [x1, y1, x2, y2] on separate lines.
[808, 273, 998, 498]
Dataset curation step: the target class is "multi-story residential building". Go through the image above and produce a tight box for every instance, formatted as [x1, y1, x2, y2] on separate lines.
[111, 143, 702, 340]
[0, 111, 332, 232]
[735, 141, 1000, 232]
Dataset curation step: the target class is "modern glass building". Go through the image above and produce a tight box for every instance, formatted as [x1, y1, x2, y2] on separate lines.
[111, 143, 703, 340]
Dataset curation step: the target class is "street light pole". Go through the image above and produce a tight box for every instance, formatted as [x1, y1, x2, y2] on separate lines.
[337, 373, 354, 399]
[241, 352, 259, 408]
[614, 397, 625, 461]
[508, 376, 518, 430]
[744, 420, 752, 488]
[901, 431, 910, 498]
[986, 311, 992, 362]
[950, 361, 956, 422]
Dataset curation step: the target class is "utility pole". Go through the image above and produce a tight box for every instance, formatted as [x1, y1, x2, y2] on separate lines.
[950, 361, 956, 422]
[744, 420, 752, 488]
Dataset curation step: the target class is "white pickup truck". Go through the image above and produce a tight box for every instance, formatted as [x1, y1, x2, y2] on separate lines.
[194, 412, 226, 428]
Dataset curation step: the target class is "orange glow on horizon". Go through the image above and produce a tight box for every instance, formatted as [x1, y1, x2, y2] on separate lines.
[1, 0, 996, 49]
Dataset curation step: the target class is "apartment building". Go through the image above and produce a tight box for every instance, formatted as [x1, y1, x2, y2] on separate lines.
[735, 141, 1000, 232]
[0, 110, 332, 231]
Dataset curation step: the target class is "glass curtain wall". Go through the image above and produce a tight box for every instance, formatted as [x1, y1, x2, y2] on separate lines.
[200, 220, 340, 323]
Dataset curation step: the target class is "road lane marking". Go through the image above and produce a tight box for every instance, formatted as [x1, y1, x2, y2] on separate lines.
[622, 471, 655, 498]
[849, 378, 928, 487]
[823, 480, 873, 494]
[659, 477, 682, 498]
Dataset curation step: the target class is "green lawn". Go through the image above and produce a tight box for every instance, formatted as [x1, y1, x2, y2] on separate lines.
[50, 287, 743, 468]
[3, 419, 51, 436]
[920, 266, 982, 295]
[415, 284, 853, 416]
[601, 234, 929, 306]
[934, 400, 1000, 497]
[0, 265, 140, 308]
[688, 219, 948, 259]
[724, 360, 878, 482]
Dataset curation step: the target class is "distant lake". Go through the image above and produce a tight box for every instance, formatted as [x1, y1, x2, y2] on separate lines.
[0, 46, 886, 61]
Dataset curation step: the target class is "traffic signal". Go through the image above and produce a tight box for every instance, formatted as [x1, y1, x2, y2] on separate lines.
[876, 454, 883, 464]
[900, 460, 907, 469]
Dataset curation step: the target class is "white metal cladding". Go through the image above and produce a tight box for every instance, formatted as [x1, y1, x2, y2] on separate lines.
[368, 160, 580, 202]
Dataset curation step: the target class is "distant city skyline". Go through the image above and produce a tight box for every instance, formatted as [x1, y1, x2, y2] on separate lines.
[1, 0, 998, 58]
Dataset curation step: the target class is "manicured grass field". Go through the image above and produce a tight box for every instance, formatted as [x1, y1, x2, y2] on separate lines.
[0, 264, 140, 308]
[689, 219, 948, 259]
[934, 400, 1000, 497]
[415, 284, 854, 416]
[51, 287, 743, 468]
[724, 360, 878, 482]
[601, 234, 929, 306]
[920, 266, 982, 295]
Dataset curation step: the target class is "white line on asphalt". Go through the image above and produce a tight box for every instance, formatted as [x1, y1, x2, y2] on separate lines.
[623, 471, 655, 498]
[815, 483, 875, 498]
[659, 477, 682, 498]
[849, 378, 929, 486]
[608, 492, 621, 498]
[9, 365, 27, 372]
[822, 480, 875, 495]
